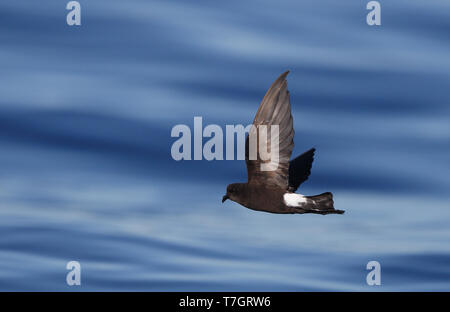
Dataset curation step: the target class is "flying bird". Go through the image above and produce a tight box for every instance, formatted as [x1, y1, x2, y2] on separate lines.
[222, 71, 344, 215]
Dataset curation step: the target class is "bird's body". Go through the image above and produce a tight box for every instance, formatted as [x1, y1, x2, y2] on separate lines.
[225, 183, 289, 214]
[225, 182, 342, 215]
[222, 71, 344, 215]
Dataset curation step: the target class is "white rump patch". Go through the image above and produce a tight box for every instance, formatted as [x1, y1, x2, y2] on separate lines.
[283, 193, 308, 207]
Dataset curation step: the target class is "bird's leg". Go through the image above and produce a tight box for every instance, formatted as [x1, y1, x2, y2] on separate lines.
[299, 208, 345, 215]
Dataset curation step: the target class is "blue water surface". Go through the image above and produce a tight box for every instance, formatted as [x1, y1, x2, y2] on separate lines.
[0, 0, 449, 291]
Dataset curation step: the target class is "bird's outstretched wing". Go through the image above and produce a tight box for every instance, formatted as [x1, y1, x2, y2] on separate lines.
[245, 71, 294, 189]
[288, 148, 315, 192]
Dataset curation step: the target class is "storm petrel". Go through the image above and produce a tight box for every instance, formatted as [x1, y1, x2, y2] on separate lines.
[222, 71, 344, 215]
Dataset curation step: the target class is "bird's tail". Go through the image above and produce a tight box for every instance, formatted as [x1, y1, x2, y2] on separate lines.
[304, 192, 344, 215]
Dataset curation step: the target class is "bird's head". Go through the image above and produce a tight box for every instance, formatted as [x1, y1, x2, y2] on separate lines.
[222, 183, 245, 204]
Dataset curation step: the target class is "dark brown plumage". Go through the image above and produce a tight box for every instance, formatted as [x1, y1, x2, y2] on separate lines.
[222, 71, 344, 215]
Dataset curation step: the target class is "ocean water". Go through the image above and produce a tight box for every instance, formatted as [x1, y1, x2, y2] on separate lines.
[0, 0, 449, 291]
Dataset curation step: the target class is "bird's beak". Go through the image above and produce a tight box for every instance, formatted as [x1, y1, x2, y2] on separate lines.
[222, 195, 228, 203]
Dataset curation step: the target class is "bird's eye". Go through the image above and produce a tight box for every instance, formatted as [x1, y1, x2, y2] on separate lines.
[229, 189, 233, 193]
